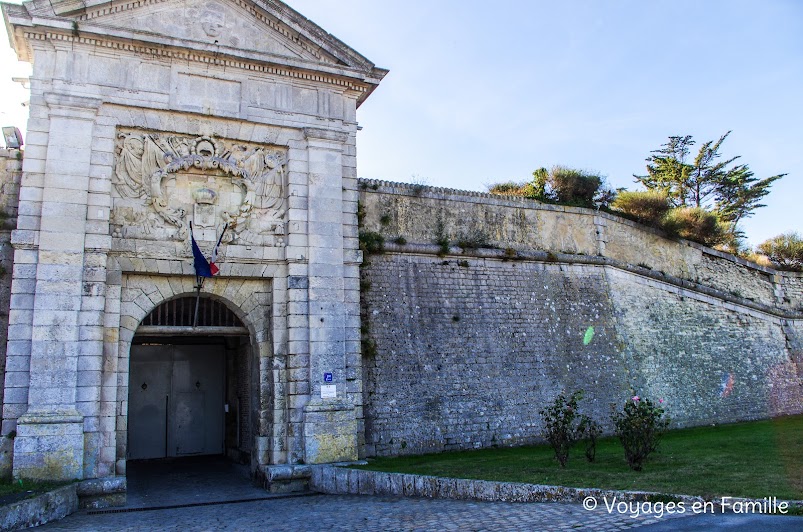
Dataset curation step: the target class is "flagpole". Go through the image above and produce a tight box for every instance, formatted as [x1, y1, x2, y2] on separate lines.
[189, 222, 227, 328]
[193, 275, 203, 328]
[190, 220, 203, 328]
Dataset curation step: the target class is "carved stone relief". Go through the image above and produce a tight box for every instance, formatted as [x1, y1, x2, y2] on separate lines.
[111, 130, 287, 246]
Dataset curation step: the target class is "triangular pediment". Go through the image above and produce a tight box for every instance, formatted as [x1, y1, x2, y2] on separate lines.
[76, 0, 339, 65]
[8, 0, 383, 73]
[4, 0, 388, 104]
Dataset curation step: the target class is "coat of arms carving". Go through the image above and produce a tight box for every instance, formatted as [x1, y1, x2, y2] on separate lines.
[110, 130, 287, 246]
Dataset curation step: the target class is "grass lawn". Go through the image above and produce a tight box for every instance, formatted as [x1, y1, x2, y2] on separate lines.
[0, 478, 68, 506]
[353, 415, 803, 500]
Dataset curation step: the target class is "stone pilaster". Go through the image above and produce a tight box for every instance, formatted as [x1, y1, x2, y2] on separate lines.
[301, 128, 357, 464]
[13, 93, 101, 481]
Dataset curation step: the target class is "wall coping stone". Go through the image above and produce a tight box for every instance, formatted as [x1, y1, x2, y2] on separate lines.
[310, 465, 803, 511]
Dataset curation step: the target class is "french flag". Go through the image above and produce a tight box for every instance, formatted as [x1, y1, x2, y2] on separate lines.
[190, 223, 227, 278]
[209, 225, 227, 275]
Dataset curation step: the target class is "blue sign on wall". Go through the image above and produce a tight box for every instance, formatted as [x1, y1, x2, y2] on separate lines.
[323, 372, 333, 383]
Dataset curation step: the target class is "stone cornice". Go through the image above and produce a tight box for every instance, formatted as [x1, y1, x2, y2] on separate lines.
[44, 92, 103, 119]
[25, 0, 380, 72]
[19, 27, 374, 95]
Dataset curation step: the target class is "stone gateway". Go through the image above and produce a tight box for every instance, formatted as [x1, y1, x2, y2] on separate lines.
[0, 0, 802, 505]
[0, 0, 386, 494]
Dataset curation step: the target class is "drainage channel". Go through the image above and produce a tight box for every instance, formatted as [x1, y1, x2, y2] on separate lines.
[87, 491, 320, 514]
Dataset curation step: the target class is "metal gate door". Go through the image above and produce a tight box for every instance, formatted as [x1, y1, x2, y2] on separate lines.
[129, 344, 224, 459]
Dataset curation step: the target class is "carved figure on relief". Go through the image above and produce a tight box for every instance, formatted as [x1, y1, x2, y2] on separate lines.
[111, 131, 287, 246]
[201, 6, 225, 38]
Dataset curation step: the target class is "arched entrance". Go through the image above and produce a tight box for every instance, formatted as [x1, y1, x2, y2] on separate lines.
[127, 296, 255, 465]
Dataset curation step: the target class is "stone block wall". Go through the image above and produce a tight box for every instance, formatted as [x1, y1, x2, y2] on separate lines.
[694, 253, 777, 307]
[782, 273, 803, 311]
[0, 148, 22, 436]
[358, 180, 803, 457]
[606, 268, 799, 423]
[361, 254, 627, 456]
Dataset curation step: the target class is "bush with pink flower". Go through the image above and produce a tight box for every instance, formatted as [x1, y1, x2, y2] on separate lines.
[611, 395, 670, 471]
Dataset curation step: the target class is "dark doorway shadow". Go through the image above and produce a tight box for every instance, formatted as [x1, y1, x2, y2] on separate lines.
[125, 455, 270, 509]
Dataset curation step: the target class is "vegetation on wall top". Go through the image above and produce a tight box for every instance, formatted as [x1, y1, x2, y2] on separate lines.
[487, 132, 789, 265]
[757, 233, 803, 271]
[488, 166, 615, 209]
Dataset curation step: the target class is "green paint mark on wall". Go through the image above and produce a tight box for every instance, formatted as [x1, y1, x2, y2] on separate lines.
[583, 326, 595, 345]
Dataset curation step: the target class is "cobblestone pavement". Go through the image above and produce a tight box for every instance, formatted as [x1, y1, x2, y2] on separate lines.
[35, 459, 800, 531]
[39, 494, 691, 531]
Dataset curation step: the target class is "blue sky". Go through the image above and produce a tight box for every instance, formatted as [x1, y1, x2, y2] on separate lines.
[1, 0, 800, 246]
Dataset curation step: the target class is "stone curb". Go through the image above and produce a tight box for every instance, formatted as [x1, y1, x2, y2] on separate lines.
[0, 484, 78, 531]
[310, 465, 803, 512]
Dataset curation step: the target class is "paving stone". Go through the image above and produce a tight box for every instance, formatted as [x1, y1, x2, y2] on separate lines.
[39, 494, 693, 531]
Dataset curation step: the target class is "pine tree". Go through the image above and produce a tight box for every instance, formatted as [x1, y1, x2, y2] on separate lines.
[636, 132, 785, 243]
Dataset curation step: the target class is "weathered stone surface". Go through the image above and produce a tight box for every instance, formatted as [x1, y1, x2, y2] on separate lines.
[0, 149, 23, 448]
[0, 0, 385, 488]
[0, 0, 800, 499]
[303, 400, 358, 464]
[359, 179, 800, 314]
[358, 181, 803, 457]
[13, 413, 84, 481]
[76, 476, 127, 509]
[0, 483, 78, 530]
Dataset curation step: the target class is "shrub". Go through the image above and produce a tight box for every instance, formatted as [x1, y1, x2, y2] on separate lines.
[742, 251, 774, 269]
[594, 187, 619, 210]
[489, 166, 606, 208]
[662, 207, 726, 247]
[488, 181, 527, 195]
[611, 190, 671, 227]
[487, 181, 540, 199]
[757, 232, 803, 271]
[540, 390, 586, 467]
[612, 396, 669, 471]
[358, 231, 384, 254]
[577, 416, 602, 462]
[549, 166, 602, 208]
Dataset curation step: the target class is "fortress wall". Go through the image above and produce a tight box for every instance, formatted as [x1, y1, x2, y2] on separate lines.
[605, 268, 800, 423]
[358, 181, 803, 457]
[359, 182, 599, 256]
[358, 180, 793, 313]
[0, 149, 22, 434]
[360, 253, 628, 456]
[782, 273, 803, 310]
[694, 253, 778, 307]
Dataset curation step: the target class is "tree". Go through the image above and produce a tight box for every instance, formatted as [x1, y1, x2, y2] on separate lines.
[636, 132, 785, 242]
[636, 135, 695, 208]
